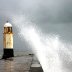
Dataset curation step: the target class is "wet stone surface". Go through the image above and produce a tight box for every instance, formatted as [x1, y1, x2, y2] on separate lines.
[0, 55, 33, 72]
[30, 56, 43, 72]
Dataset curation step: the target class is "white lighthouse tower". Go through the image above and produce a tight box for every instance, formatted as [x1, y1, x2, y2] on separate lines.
[2, 21, 14, 59]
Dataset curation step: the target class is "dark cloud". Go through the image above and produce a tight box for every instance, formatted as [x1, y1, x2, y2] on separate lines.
[0, 0, 72, 23]
[0, 0, 72, 50]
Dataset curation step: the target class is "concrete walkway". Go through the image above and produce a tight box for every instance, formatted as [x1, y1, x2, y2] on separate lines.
[0, 55, 43, 72]
[0, 55, 32, 72]
[30, 56, 43, 72]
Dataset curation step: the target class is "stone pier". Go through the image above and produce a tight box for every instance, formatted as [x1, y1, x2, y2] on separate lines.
[0, 55, 43, 72]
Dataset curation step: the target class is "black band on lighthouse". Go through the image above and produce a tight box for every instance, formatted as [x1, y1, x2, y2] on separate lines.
[2, 49, 14, 59]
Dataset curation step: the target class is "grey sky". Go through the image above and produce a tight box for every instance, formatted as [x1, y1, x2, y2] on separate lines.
[0, 1, 72, 72]
[0, 0, 72, 51]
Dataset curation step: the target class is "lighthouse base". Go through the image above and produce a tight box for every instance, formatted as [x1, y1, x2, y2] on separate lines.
[2, 49, 14, 59]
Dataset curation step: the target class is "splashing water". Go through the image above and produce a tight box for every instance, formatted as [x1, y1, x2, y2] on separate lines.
[12, 15, 72, 72]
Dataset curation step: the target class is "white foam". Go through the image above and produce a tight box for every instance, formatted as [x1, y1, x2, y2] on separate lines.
[12, 15, 72, 72]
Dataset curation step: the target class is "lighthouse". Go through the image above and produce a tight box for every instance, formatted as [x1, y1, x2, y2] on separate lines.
[2, 21, 14, 59]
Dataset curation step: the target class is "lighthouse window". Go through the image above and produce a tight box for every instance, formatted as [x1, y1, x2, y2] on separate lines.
[8, 27, 12, 33]
[4, 27, 12, 33]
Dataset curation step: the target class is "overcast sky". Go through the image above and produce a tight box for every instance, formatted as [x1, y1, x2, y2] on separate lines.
[0, 0, 72, 51]
[0, 1, 72, 72]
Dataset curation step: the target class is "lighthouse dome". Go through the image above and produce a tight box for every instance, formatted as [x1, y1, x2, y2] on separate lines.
[4, 21, 12, 27]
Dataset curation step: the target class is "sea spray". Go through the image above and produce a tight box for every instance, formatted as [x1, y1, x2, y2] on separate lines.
[12, 15, 72, 72]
